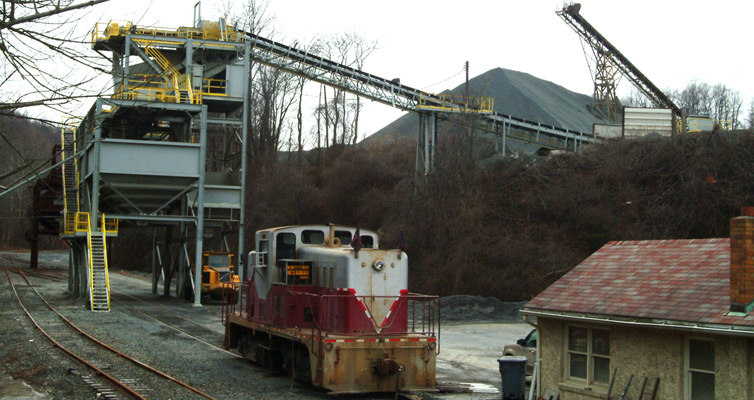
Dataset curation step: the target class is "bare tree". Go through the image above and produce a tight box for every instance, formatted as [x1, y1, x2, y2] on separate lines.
[321, 32, 376, 146]
[620, 87, 653, 108]
[0, 0, 111, 117]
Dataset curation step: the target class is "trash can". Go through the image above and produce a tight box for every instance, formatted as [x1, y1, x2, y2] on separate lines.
[498, 356, 527, 400]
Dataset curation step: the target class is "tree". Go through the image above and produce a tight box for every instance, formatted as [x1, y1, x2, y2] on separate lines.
[670, 81, 744, 128]
[0, 0, 111, 117]
[620, 87, 652, 108]
[320, 32, 376, 146]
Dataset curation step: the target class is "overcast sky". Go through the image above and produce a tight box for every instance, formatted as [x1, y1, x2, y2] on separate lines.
[72, 0, 753, 138]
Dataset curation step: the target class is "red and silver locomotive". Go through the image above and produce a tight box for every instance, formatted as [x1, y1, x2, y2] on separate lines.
[223, 224, 439, 394]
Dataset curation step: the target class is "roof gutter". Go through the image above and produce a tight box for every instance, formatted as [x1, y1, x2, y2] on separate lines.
[521, 308, 754, 337]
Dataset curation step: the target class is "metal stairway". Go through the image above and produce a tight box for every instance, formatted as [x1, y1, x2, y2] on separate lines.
[61, 125, 79, 234]
[83, 213, 111, 312]
[133, 39, 196, 104]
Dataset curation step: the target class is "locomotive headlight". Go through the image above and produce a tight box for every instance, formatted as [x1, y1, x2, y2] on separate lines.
[373, 260, 386, 272]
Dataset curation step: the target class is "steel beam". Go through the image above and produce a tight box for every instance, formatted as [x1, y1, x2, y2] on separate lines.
[238, 41, 250, 283]
[192, 105, 208, 307]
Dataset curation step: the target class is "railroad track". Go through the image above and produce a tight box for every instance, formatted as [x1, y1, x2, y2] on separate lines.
[109, 291, 242, 359]
[8, 254, 239, 358]
[2, 257, 217, 400]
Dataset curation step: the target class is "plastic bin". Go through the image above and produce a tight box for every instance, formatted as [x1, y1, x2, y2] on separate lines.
[497, 356, 528, 400]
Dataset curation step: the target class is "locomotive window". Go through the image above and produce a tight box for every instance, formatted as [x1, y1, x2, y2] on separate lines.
[276, 233, 296, 263]
[361, 235, 374, 248]
[335, 230, 351, 245]
[301, 230, 325, 244]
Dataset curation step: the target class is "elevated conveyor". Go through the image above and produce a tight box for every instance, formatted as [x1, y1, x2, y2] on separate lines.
[557, 3, 680, 116]
[237, 28, 600, 153]
[92, 20, 599, 157]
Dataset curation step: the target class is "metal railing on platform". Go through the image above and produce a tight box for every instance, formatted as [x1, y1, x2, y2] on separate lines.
[417, 93, 494, 114]
[91, 20, 243, 47]
[101, 214, 118, 234]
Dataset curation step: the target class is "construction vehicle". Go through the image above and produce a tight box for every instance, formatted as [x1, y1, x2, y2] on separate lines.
[199, 251, 240, 302]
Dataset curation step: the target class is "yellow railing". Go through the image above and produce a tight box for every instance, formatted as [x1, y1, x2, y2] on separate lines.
[91, 20, 243, 48]
[61, 123, 80, 235]
[101, 231, 111, 311]
[417, 94, 494, 113]
[86, 214, 95, 309]
[101, 214, 119, 234]
[75, 212, 90, 233]
[115, 84, 178, 103]
[202, 78, 228, 96]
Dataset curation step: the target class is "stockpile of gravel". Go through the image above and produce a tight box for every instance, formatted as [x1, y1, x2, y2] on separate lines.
[366, 67, 611, 146]
[440, 295, 526, 323]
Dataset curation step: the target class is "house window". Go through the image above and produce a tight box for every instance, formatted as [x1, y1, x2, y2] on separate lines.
[566, 326, 610, 384]
[686, 338, 714, 400]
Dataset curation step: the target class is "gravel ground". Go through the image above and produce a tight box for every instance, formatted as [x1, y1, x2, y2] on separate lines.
[1, 250, 530, 400]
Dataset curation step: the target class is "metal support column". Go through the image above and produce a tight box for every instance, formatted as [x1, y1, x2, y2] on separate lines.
[91, 99, 102, 232]
[124, 34, 131, 79]
[502, 121, 507, 157]
[192, 105, 208, 306]
[68, 244, 75, 293]
[238, 41, 250, 282]
[151, 227, 158, 294]
[162, 226, 173, 296]
[78, 239, 88, 298]
[29, 218, 39, 269]
[177, 196, 188, 299]
[416, 112, 437, 175]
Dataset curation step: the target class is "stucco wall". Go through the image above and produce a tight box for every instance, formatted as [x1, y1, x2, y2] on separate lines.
[536, 317, 753, 400]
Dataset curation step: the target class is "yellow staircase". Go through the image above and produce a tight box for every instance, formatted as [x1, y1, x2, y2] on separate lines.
[61, 124, 79, 235]
[132, 39, 198, 104]
[76, 212, 111, 312]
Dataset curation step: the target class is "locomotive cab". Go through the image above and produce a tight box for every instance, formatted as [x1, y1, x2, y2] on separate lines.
[225, 224, 438, 394]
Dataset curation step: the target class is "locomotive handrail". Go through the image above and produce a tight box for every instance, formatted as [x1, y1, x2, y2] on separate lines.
[283, 289, 440, 356]
[220, 281, 242, 325]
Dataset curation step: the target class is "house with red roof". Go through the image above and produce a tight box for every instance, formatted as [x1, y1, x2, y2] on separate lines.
[521, 210, 754, 400]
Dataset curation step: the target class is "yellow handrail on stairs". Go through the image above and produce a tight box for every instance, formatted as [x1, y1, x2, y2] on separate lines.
[61, 124, 80, 235]
[101, 229, 111, 312]
[83, 213, 95, 310]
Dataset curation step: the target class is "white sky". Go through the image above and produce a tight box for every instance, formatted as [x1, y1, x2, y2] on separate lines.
[64, 0, 754, 138]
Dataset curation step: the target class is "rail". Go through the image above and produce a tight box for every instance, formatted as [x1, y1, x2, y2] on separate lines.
[3, 260, 217, 400]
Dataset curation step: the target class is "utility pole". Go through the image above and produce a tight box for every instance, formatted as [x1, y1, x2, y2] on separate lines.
[465, 61, 473, 161]
[465, 61, 469, 102]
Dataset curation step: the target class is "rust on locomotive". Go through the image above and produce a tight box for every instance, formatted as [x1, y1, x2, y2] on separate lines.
[222, 224, 439, 394]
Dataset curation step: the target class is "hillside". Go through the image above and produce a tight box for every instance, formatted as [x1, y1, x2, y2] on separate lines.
[109, 129, 753, 302]
[365, 67, 612, 145]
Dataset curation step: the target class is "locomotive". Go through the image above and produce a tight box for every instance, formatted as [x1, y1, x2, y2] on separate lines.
[223, 224, 440, 394]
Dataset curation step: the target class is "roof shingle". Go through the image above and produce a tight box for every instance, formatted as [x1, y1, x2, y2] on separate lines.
[524, 238, 754, 326]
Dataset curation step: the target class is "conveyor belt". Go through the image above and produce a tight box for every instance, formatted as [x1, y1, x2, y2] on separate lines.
[557, 4, 680, 115]
[240, 30, 600, 149]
